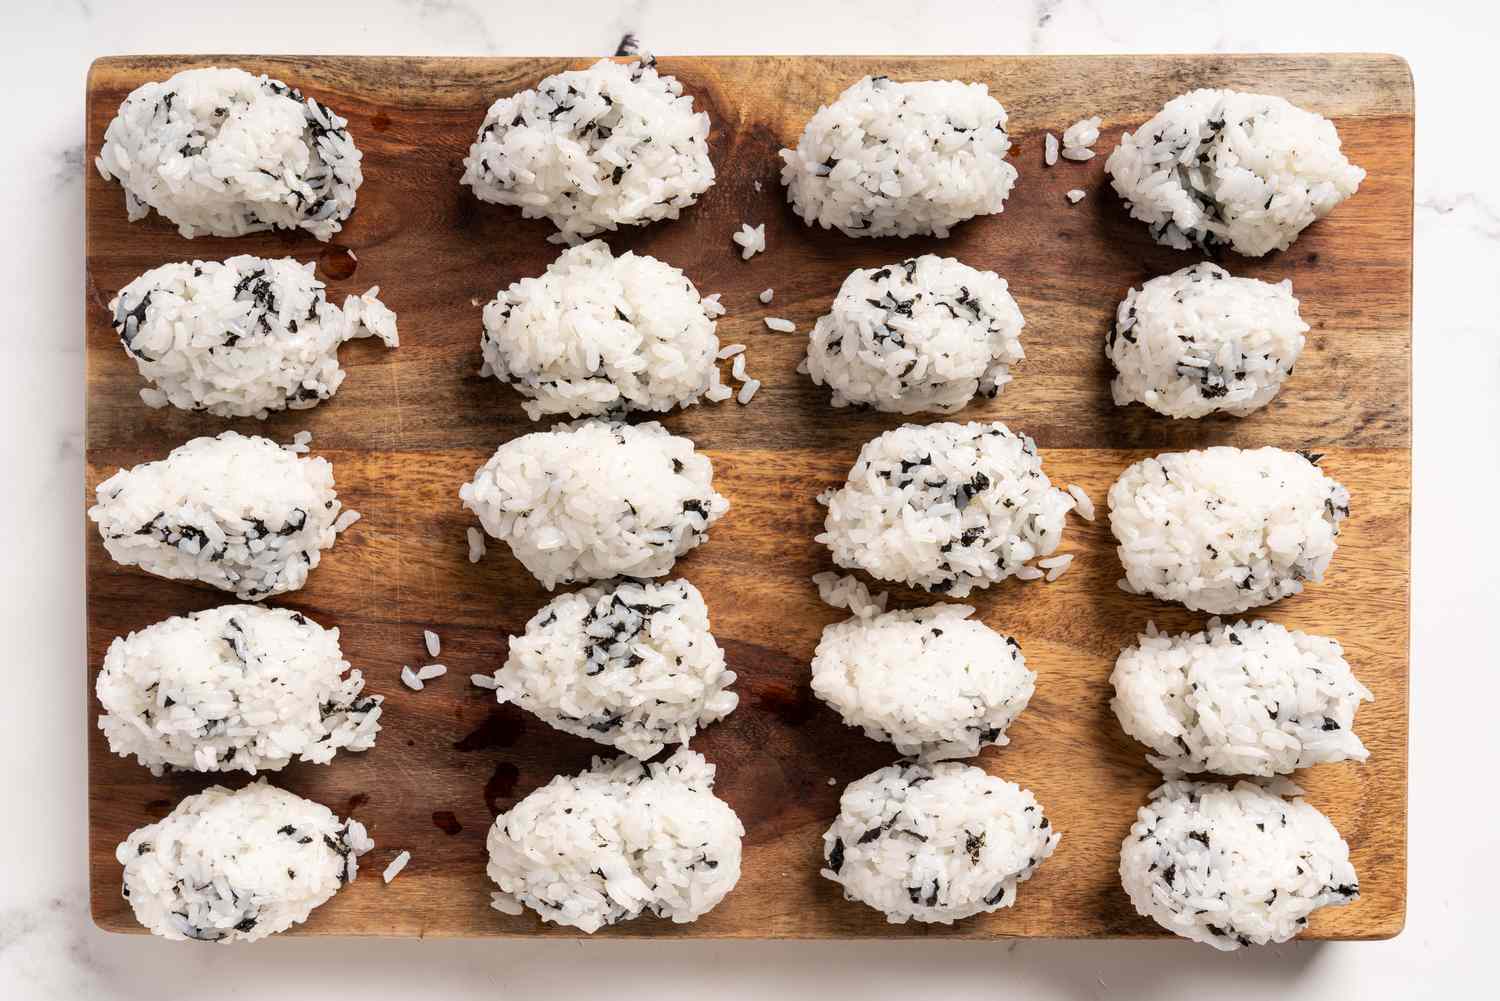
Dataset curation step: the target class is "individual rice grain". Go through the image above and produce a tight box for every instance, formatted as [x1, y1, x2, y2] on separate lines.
[382, 850, 411, 883]
[759, 288, 774, 303]
[733, 223, 766, 259]
[1066, 484, 1095, 521]
[764, 317, 796, 332]
[424, 629, 441, 657]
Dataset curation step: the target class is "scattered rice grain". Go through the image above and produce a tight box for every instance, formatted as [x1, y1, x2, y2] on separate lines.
[1067, 483, 1095, 521]
[382, 850, 410, 883]
[400, 666, 423, 691]
[764, 317, 796, 333]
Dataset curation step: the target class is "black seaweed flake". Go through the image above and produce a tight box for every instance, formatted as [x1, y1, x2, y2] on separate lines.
[827, 837, 845, 873]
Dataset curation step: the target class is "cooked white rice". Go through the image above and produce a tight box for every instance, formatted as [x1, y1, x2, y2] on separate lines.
[733, 223, 766, 259]
[1108, 262, 1308, 418]
[487, 748, 742, 932]
[116, 779, 373, 942]
[818, 421, 1075, 596]
[1044, 132, 1059, 166]
[1120, 779, 1358, 949]
[417, 664, 447, 680]
[480, 240, 722, 419]
[96, 605, 381, 776]
[467, 526, 486, 563]
[822, 761, 1058, 924]
[460, 420, 728, 589]
[382, 850, 411, 883]
[96, 67, 362, 241]
[1066, 484, 1095, 521]
[400, 666, 422, 691]
[811, 603, 1034, 760]
[1066, 189, 1086, 203]
[1062, 115, 1102, 150]
[88, 431, 349, 600]
[1108, 447, 1349, 613]
[489, 578, 737, 759]
[810, 571, 888, 618]
[759, 288, 774, 303]
[424, 629, 441, 657]
[764, 317, 796, 332]
[461, 56, 714, 243]
[780, 76, 1017, 238]
[110, 256, 396, 419]
[1104, 88, 1365, 256]
[805, 255, 1025, 414]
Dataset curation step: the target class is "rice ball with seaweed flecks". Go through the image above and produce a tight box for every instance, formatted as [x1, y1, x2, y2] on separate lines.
[1108, 447, 1349, 614]
[116, 779, 373, 942]
[817, 421, 1075, 596]
[822, 761, 1058, 924]
[1104, 88, 1364, 256]
[481, 241, 723, 419]
[780, 76, 1017, 238]
[487, 748, 743, 932]
[1107, 263, 1307, 419]
[1120, 779, 1358, 949]
[111, 255, 397, 419]
[462, 56, 714, 243]
[806, 255, 1026, 415]
[1110, 619, 1372, 776]
[489, 579, 737, 758]
[460, 420, 727, 589]
[96, 67, 363, 241]
[88, 431, 353, 600]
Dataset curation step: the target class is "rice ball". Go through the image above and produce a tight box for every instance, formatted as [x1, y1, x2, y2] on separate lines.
[490, 579, 737, 758]
[822, 761, 1058, 924]
[1104, 88, 1364, 256]
[116, 779, 373, 942]
[1111, 619, 1372, 776]
[97, 605, 382, 776]
[481, 241, 723, 419]
[780, 76, 1018, 238]
[1120, 779, 1358, 949]
[487, 748, 742, 932]
[111, 256, 397, 419]
[1107, 263, 1307, 418]
[460, 420, 728, 589]
[811, 603, 1034, 760]
[88, 431, 353, 600]
[817, 421, 1075, 596]
[1108, 447, 1350, 613]
[806, 255, 1026, 414]
[462, 56, 715, 243]
[96, 67, 363, 241]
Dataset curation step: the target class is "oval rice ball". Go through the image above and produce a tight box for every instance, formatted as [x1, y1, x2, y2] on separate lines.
[817, 421, 1075, 596]
[780, 76, 1017, 238]
[116, 778, 373, 942]
[459, 420, 728, 589]
[486, 748, 742, 932]
[806, 255, 1026, 414]
[461, 56, 714, 243]
[1104, 88, 1364, 256]
[490, 578, 737, 758]
[1110, 619, 1372, 776]
[822, 761, 1058, 924]
[1107, 263, 1307, 418]
[97, 605, 382, 776]
[1108, 446, 1349, 613]
[481, 241, 722, 419]
[810, 603, 1034, 760]
[1120, 779, 1358, 949]
[96, 67, 363, 241]
[111, 256, 397, 419]
[88, 431, 352, 600]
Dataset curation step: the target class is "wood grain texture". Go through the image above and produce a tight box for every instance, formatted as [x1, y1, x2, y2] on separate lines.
[84, 54, 1412, 940]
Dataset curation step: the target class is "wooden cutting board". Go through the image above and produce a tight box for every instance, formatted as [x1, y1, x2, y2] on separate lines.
[84, 53, 1412, 940]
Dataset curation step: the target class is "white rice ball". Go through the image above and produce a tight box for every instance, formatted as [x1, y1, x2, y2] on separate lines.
[817, 421, 1075, 596]
[1108, 447, 1350, 613]
[97, 605, 382, 776]
[459, 420, 728, 589]
[806, 255, 1026, 414]
[822, 761, 1058, 924]
[88, 431, 351, 600]
[461, 56, 714, 243]
[1107, 262, 1307, 418]
[96, 67, 363, 241]
[486, 748, 743, 932]
[1120, 779, 1358, 949]
[111, 256, 397, 419]
[780, 76, 1017, 238]
[1111, 619, 1372, 776]
[811, 603, 1034, 760]
[1104, 88, 1364, 256]
[480, 240, 722, 419]
[116, 779, 373, 942]
[491, 578, 737, 758]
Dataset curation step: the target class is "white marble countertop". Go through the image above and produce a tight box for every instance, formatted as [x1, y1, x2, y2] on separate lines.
[2, 0, 1494, 997]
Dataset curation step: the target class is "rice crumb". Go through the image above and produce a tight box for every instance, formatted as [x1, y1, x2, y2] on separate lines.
[382, 850, 411, 884]
[764, 317, 796, 333]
